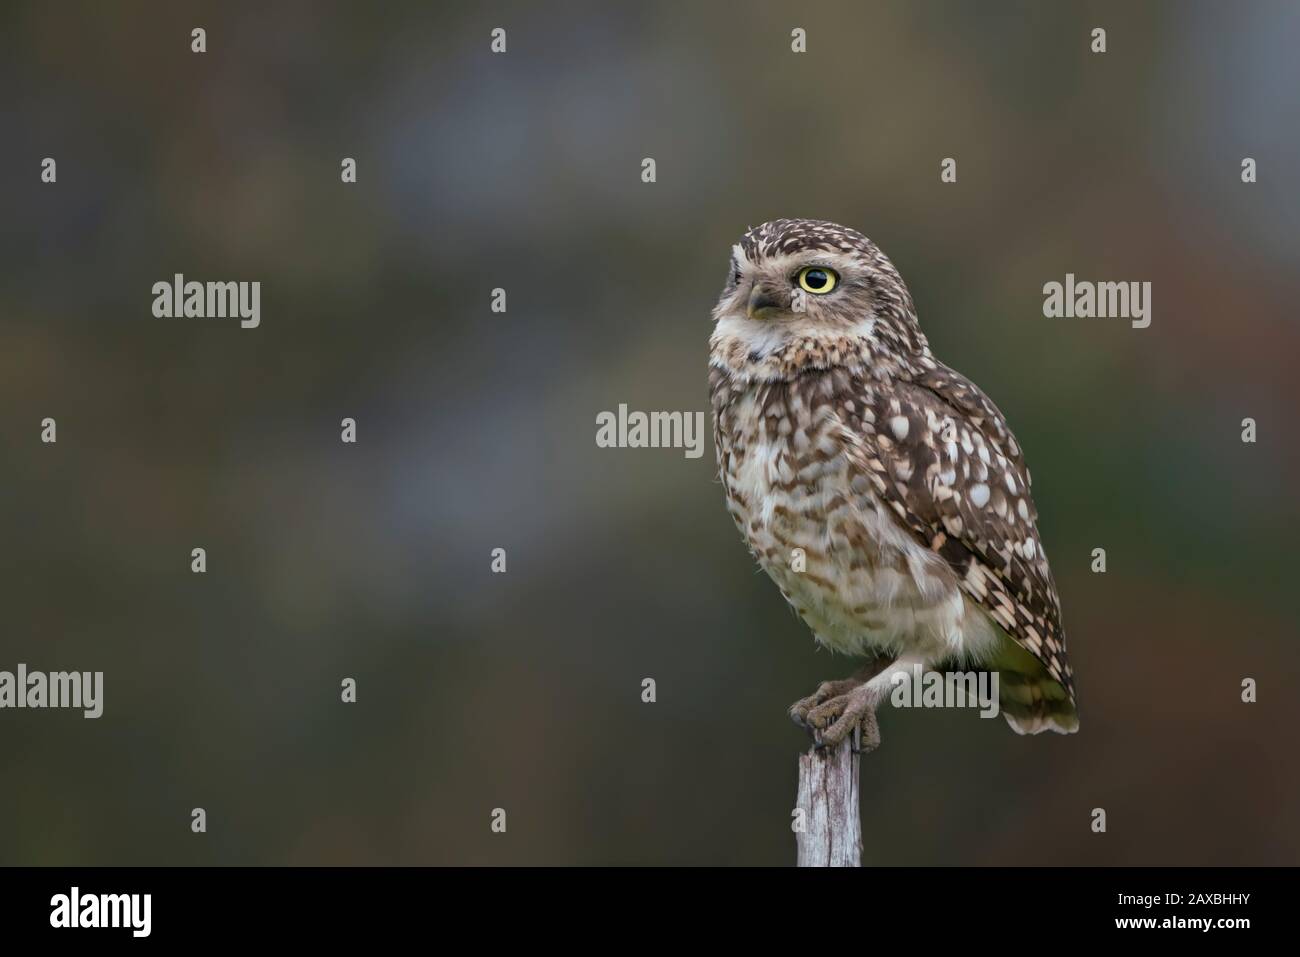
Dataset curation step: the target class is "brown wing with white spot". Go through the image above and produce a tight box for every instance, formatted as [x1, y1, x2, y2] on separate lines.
[832, 364, 1075, 701]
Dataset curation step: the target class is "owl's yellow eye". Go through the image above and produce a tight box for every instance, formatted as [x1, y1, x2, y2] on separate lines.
[797, 267, 838, 294]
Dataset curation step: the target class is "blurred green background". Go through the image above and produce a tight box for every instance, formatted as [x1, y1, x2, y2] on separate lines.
[1, 1, 1297, 865]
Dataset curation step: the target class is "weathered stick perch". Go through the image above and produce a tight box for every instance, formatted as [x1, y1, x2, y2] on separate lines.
[795, 739, 861, 866]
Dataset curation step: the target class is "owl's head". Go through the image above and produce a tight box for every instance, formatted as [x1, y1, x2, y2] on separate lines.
[711, 219, 929, 376]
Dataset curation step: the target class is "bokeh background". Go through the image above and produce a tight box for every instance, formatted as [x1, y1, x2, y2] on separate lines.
[1, 0, 1297, 865]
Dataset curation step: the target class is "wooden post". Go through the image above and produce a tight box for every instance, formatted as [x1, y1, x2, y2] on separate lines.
[795, 739, 861, 867]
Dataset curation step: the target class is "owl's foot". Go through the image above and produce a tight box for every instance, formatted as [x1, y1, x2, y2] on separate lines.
[803, 683, 882, 753]
[788, 677, 865, 728]
[789, 658, 891, 749]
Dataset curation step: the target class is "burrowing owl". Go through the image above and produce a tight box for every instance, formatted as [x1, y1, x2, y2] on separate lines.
[709, 219, 1077, 749]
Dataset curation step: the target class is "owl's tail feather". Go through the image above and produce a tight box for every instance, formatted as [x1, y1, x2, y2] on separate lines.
[998, 671, 1079, 735]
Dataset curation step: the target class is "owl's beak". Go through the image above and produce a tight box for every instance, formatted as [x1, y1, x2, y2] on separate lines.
[747, 284, 782, 320]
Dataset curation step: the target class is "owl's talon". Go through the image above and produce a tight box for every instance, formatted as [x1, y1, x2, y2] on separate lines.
[852, 711, 881, 754]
